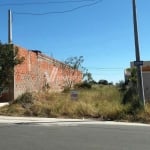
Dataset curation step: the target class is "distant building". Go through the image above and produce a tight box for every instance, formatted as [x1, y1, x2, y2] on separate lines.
[125, 61, 150, 101]
[0, 45, 82, 102]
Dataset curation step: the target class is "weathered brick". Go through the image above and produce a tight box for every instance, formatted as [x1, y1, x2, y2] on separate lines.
[0, 45, 82, 101]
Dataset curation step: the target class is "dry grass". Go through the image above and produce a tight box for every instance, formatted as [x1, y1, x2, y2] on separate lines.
[0, 85, 150, 123]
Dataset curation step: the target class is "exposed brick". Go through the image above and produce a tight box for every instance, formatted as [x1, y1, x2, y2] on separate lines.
[13, 46, 83, 100]
[0, 45, 82, 101]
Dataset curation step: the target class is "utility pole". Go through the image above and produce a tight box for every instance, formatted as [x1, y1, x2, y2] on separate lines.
[8, 9, 12, 44]
[132, 0, 145, 106]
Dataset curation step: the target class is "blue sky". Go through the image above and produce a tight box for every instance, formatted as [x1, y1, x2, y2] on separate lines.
[0, 0, 150, 83]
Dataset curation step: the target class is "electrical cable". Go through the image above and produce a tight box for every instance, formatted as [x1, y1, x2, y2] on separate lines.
[85, 67, 124, 70]
[0, 0, 99, 6]
[13, 0, 102, 15]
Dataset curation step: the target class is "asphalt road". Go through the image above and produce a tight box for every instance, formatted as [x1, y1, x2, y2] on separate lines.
[0, 123, 150, 150]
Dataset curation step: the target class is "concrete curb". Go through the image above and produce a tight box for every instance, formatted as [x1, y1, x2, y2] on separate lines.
[0, 116, 150, 127]
[0, 116, 88, 124]
[0, 103, 9, 107]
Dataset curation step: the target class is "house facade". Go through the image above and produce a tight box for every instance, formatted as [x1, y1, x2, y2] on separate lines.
[0, 45, 82, 102]
[125, 61, 150, 101]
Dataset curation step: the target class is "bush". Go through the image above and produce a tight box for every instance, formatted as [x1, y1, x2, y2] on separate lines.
[13, 92, 34, 109]
[62, 86, 71, 93]
[98, 80, 109, 85]
[122, 87, 143, 115]
[74, 82, 92, 89]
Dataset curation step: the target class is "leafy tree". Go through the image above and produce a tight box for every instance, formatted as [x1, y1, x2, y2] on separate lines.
[0, 43, 24, 92]
[126, 67, 137, 86]
[64, 56, 84, 70]
[120, 67, 142, 110]
[98, 79, 109, 85]
[116, 80, 127, 92]
[83, 69, 93, 83]
[74, 81, 92, 89]
[61, 56, 92, 88]
[88, 80, 97, 85]
[117, 68, 137, 94]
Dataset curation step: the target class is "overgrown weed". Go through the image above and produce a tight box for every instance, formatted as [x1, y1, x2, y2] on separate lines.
[0, 85, 150, 123]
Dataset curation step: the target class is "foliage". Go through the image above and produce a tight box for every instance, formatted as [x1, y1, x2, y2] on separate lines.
[74, 81, 92, 89]
[61, 56, 92, 88]
[83, 69, 93, 83]
[119, 68, 143, 112]
[122, 86, 143, 114]
[0, 85, 150, 123]
[13, 92, 34, 109]
[98, 79, 113, 85]
[1, 85, 150, 123]
[64, 56, 84, 70]
[0, 43, 24, 92]
[62, 86, 71, 93]
[116, 80, 127, 93]
[88, 80, 97, 85]
[98, 79, 109, 85]
[126, 67, 137, 85]
[0, 85, 124, 119]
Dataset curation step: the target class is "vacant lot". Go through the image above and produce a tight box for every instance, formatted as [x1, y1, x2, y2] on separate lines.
[0, 85, 150, 123]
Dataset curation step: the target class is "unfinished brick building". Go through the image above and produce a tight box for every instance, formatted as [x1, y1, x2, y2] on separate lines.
[0, 45, 82, 102]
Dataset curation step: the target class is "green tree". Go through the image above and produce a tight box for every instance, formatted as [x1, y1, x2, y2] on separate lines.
[126, 67, 137, 86]
[83, 69, 93, 83]
[121, 67, 142, 111]
[0, 43, 24, 92]
[61, 56, 92, 88]
[98, 79, 109, 85]
[116, 80, 127, 92]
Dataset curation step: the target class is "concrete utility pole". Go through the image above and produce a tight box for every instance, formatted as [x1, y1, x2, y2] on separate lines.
[8, 9, 12, 44]
[132, 0, 145, 106]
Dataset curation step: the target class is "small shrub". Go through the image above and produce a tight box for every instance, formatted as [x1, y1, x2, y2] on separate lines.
[74, 82, 92, 89]
[62, 86, 71, 93]
[122, 87, 143, 115]
[122, 87, 136, 104]
[13, 92, 34, 109]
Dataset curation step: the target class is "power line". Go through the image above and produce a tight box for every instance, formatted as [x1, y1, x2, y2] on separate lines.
[0, 0, 98, 6]
[13, 0, 102, 15]
[93, 73, 123, 75]
[86, 67, 124, 70]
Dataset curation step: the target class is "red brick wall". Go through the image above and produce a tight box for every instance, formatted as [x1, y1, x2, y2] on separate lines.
[14, 46, 82, 99]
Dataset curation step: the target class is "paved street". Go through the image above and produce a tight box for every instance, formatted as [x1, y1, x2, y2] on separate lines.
[0, 117, 150, 150]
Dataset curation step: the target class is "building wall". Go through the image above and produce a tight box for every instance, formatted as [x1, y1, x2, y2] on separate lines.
[143, 72, 150, 101]
[14, 46, 82, 99]
[125, 61, 150, 101]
